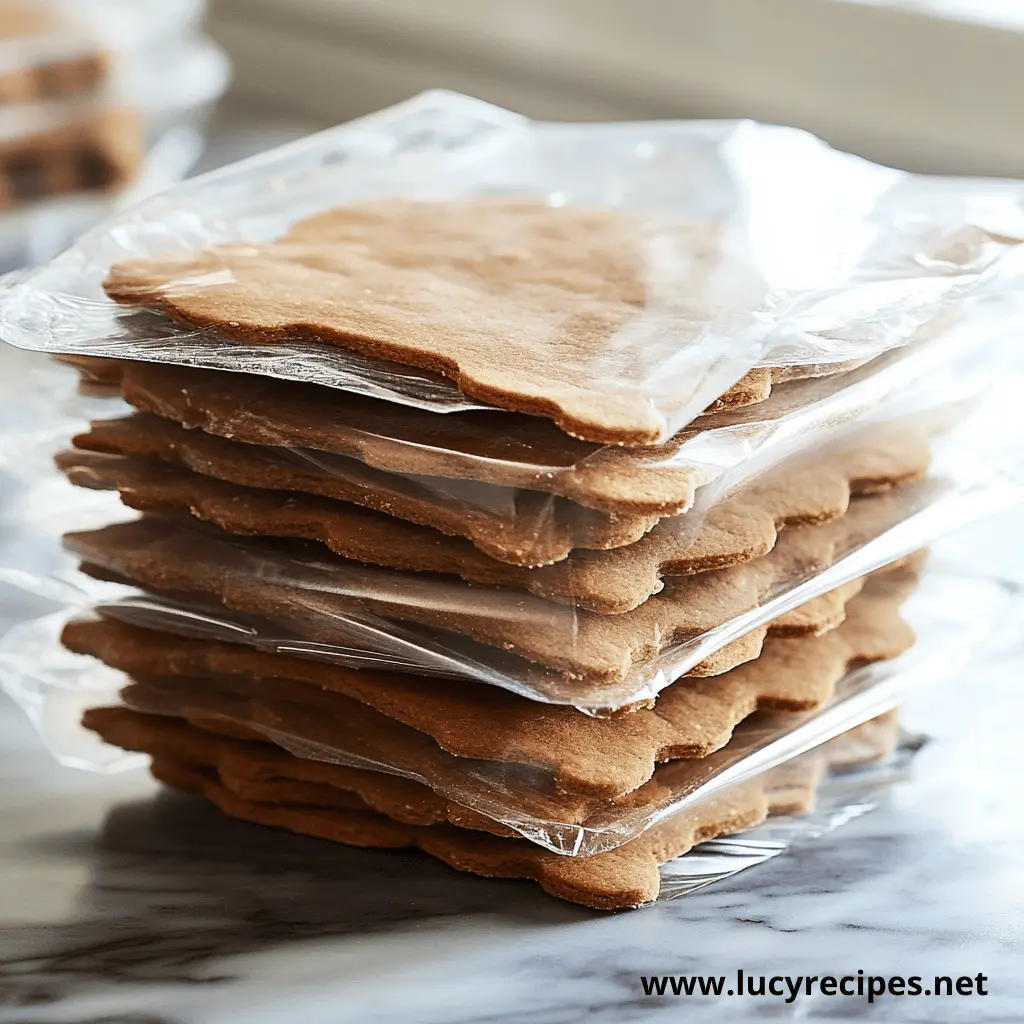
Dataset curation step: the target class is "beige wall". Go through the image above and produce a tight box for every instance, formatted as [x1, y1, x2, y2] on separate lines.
[207, 0, 1024, 176]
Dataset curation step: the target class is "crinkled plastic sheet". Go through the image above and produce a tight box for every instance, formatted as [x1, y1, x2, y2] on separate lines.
[0, 351, 1007, 686]
[0, 569, 1006, 856]
[53, 303, 1019, 573]
[33, 390, 1023, 712]
[0, 372, 1019, 711]
[656, 733, 921, 901]
[0, 344, 121, 455]
[2, 92, 1024, 440]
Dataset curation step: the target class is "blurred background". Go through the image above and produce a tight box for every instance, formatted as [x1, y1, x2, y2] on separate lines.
[203, 0, 1024, 176]
[3, 0, 1024, 274]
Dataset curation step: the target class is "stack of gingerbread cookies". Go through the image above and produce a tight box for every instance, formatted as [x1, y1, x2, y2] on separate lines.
[0, 0, 229, 259]
[49, 197, 961, 908]
[0, 0, 141, 210]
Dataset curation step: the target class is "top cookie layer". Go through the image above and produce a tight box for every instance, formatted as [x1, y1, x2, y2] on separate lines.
[104, 198, 826, 445]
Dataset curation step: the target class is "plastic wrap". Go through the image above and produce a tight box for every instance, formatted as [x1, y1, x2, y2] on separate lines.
[55, 303, 1018, 570]
[2, 92, 1024, 444]
[31, 383, 1020, 712]
[0, 568, 1006, 857]
[656, 731, 920, 900]
[0, 351, 1019, 712]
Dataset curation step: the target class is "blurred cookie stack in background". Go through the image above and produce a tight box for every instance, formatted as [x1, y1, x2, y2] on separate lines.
[0, 0, 228, 271]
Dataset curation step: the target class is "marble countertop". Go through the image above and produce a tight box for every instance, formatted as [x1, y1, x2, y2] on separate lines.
[0, 533, 1022, 1023]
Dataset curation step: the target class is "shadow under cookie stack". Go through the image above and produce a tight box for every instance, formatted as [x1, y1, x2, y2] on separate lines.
[5, 106, 1023, 910]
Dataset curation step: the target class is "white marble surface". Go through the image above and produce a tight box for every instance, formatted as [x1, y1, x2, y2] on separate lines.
[0, 548, 1022, 1022]
[1, 443, 1023, 1018]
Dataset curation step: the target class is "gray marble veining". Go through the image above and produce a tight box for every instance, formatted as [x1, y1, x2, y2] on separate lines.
[0, 626, 1022, 1023]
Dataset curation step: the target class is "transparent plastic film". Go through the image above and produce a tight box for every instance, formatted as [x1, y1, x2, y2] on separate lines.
[0, 569, 1006, 857]
[656, 731, 921, 902]
[0, 346, 121, 469]
[3, 93, 1024, 443]
[56, 308, 1018, 571]
[46, 389, 1024, 712]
